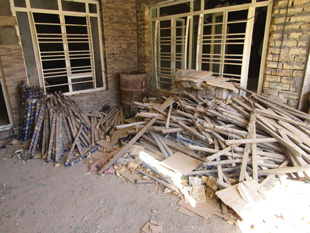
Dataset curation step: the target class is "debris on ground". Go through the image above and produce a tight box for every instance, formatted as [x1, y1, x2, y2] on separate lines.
[16, 72, 310, 225]
[140, 220, 162, 233]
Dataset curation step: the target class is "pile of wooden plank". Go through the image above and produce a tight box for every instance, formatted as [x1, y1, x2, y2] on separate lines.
[20, 83, 123, 166]
[90, 86, 310, 220]
[175, 69, 238, 95]
[100, 88, 310, 182]
[20, 81, 310, 221]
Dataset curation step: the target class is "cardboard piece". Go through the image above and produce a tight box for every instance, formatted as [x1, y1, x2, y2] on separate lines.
[119, 169, 141, 183]
[178, 199, 223, 220]
[189, 176, 202, 186]
[191, 185, 207, 203]
[161, 152, 202, 175]
[215, 180, 266, 220]
[96, 140, 113, 150]
[90, 151, 107, 160]
[177, 206, 195, 217]
[110, 126, 134, 145]
[140, 220, 162, 233]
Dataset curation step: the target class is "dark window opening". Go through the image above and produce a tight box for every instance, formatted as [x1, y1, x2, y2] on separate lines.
[247, 7, 267, 92]
[0, 83, 10, 126]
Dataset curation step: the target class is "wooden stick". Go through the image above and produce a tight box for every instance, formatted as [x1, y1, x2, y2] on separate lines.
[65, 126, 83, 166]
[165, 104, 173, 129]
[258, 166, 310, 175]
[260, 160, 290, 186]
[239, 113, 256, 182]
[98, 118, 157, 174]
[225, 137, 277, 145]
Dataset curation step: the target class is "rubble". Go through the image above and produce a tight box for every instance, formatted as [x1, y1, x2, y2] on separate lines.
[18, 77, 310, 222]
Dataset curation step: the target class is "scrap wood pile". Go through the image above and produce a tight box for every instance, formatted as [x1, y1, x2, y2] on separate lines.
[18, 80, 310, 221]
[90, 86, 310, 221]
[175, 69, 238, 93]
[19, 81, 124, 166]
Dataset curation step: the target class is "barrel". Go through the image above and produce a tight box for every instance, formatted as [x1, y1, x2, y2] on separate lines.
[120, 72, 147, 118]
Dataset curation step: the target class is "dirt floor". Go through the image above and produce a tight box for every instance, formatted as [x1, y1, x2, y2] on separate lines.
[0, 142, 241, 233]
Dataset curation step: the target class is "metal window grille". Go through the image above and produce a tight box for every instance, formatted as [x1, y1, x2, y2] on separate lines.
[151, 0, 272, 93]
[10, 0, 105, 95]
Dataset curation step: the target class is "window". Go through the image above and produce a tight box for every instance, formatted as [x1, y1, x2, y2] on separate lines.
[10, 0, 105, 95]
[154, 17, 189, 90]
[151, 0, 272, 93]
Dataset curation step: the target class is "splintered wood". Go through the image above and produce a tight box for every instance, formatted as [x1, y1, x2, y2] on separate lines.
[19, 80, 310, 223]
[97, 86, 310, 222]
[129, 89, 310, 187]
[20, 82, 124, 167]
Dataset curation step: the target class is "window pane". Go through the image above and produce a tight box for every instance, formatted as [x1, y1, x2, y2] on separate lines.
[14, 0, 26, 7]
[204, 0, 251, 10]
[89, 4, 97, 13]
[152, 8, 157, 18]
[62, 0, 86, 12]
[30, 0, 58, 10]
[160, 3, 190, 17]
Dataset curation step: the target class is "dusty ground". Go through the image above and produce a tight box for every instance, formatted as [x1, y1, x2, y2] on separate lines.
[0, 143, 241, 233]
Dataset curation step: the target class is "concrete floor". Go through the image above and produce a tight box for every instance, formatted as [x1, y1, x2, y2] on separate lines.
[0, 143, 241, 233]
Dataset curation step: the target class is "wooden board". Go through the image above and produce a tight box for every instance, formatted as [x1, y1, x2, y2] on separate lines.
[119, 169, 141, 183]
[177, 206, 195, 217]
[161, 152, 202, 175]
[178, 199, 228, 220]
[216, 180, 266, 220]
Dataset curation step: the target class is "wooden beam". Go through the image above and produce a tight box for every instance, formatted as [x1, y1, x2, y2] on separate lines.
[98, 118, 157, 174]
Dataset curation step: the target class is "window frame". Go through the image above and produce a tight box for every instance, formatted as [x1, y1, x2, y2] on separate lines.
[10, 0, 106, 95]
[150, 0, 272, 94]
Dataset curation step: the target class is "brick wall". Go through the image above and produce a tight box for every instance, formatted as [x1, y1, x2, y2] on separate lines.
[0, 0, 28, 136]
[98, 0, 139, 107]
[263, 0, 310, 108]
[0, 45, 28, 133]
[137, 0, 166, 86]
[72, 0, 140, 113]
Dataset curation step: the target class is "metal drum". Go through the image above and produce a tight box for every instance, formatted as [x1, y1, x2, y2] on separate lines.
[120, 72, 147, 118]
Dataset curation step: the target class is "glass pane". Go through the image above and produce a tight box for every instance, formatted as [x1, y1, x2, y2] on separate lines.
[14, 0, 26, 7]
[72, 77, 93, 91]
[152, 8, 157, 18]
[193, 0, 201, 11]
[30, 0, 58, 10]
[89, 4, 97, 13]
[160, 3, 190, 17]
[205, 0, 251, 10]
[62, 0, 86, 12]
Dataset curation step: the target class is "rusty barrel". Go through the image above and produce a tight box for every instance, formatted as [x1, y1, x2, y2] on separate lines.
[120, 72, 147, 118]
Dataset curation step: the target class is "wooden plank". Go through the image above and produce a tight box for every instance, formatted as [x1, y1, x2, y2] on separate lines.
[225, 138, 277, 145]
[177, 121, 206, 140]
[216, 180, 265, 220]
[257, 120, 308, 157]
[258, 166, 310, 175]
[251, 113, 258, 181]
[165, 104, 173, 129]
[206, 146, 233, 162]
[98, 118, 157, 174]
[150, 132, 170, 158]
[161, 151, 202, 175]
[158, 97, 174, 111]
[260, 160, 289, 186]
